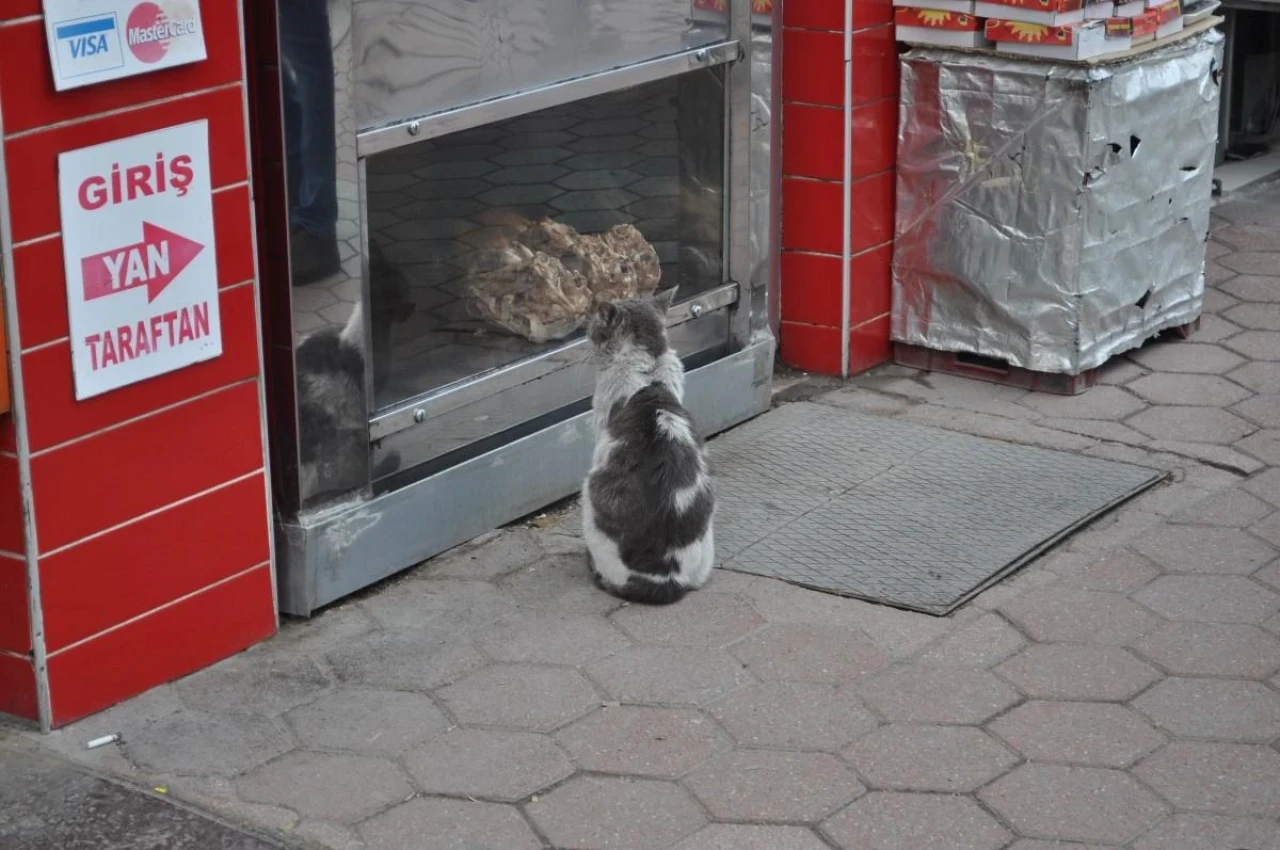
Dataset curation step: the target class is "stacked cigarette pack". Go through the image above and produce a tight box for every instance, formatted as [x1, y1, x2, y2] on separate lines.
[1104, 7, 1158, 49]
[985, 18, 1109, 58]
[895, 5, 991, 46]
[974, 0, 1086, 25]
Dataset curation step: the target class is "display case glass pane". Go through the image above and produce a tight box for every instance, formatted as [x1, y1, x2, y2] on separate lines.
[364, 68, 726, 410]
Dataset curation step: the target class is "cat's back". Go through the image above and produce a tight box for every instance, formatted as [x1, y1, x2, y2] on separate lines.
[609, 381, 701, 452]
[597, 381, 710, 510]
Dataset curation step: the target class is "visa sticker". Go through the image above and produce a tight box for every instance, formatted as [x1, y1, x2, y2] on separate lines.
[52, 14, 125, 79]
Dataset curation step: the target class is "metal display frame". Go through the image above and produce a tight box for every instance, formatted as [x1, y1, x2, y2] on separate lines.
[265, 0, 779, 615]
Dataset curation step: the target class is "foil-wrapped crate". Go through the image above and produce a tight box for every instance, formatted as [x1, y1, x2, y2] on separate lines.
[892, 31, 1224, 376]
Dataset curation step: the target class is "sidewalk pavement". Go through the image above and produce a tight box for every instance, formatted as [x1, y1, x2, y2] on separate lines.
[6, 183, 1280, 850]
[0, 739, 285, 850]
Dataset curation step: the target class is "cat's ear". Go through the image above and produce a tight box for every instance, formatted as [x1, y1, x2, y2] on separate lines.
[652, 287, 677, 314]
[596, 301, 620, 326]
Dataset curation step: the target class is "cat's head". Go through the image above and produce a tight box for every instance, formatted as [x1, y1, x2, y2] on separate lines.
[587, 287, 677, 360]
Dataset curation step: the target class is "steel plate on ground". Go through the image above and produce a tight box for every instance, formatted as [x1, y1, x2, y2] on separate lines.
[713, 402, 1164, 615]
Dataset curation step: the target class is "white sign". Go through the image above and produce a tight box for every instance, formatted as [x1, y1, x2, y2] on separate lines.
[58, 120, 222, 400]
[43, 0, 207, 91]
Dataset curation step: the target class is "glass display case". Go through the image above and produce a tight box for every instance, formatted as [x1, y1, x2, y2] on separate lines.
[255, 0, 778, 615]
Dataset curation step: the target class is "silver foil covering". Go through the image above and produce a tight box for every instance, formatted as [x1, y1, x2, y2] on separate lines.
[892, 32, 1225, 374]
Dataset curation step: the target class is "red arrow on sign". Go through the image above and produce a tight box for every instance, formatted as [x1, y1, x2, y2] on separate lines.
[81, 222, 205, 304]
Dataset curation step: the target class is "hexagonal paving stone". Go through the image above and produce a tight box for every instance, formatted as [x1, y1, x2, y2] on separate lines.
[586, 646, 751, 705]
[424, 528, 545, 579]
[1235, 394, 1280, 431]
[1017, 385, 1146, 420]
[1226, 330, 1280, 360]
[988, 701, 1164, 768]
[1171, 488, 1274, 527]
[611, 592, 765, 647]
[359, 578, 517, 632]
[857, 667, 1019, 724]
[236, 752, 412, 823]
[1258, 560, 1280, 590]
[1128, 373, 1253, 406]
[1126, 407, 1255, 444]
[706, 681, 879, 751]
[1207, 259, 1239, 283]
[175, 655, 330, 718]
[528, 775, 706, 850]
[124, 709, 293, 778]
[1052, 549, 1161, 593]
[996, 645, 1161, 700]
[1136, 741, 1280, 817]
[1245, 467, 1280, 505]
[739, 581, 950, 658]
[1128, 342, 1245, 374]
[731, 624, 886, 683]
[500, 554, 623, 616]
[671, 824, 832, 850]
[1132, 813, 1280, 850]
[1214, 220, 1280, 249]
[685, 751, 865, 823]
[915, 614, 1026, 667]
[1220, 252, 1280, 275]
[980, 764, 1167, 844]
[285, 688, 447, 754]
[325, 631, 488, 693]
[359, 798, 542, 850]
[1132, 525, 1275, 574]
[1225, 301, 1280, 329]
[1000, 588, 1159, 644]
[555, 705, 724, 779]
[1133, 677, 1280, 741]
[1238, 430, 1280, 465]
[403, 728, 573, 802]
[1193, 312, 1244, 342]
[1133, 575, 1280, 624]
[476, 611, 631, 666]
[436, 665, 598, 731]
[1132, 622, 1280, 678]
[1230, 362, 1280, 394]
[1006, 842, 1117, 850]
[844, 725, 1017, 792]
[1223, 275, 1280, 301]
[821, 792, 1011, 850]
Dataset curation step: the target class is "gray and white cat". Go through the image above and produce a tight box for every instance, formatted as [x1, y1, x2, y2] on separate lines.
[581, 290, 716, 604]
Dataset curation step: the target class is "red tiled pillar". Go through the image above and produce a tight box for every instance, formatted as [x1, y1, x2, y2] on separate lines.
[0, 1, 276, 728]
[778, 0, 899, 375]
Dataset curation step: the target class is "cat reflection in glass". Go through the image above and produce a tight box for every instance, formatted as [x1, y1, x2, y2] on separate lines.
[582, 289, 717, 604]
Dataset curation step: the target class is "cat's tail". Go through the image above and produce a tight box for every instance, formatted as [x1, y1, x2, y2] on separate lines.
[617, 575, 688, 606]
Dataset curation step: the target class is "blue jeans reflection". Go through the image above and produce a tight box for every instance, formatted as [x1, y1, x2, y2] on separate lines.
[279, 0, 340, 284]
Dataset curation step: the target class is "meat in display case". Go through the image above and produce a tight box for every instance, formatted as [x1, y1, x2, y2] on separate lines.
[253, 0, 778, 615]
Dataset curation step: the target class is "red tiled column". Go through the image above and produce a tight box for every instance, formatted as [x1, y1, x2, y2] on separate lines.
[779, 0, 899, 375]
[0, 1, 276, 728]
